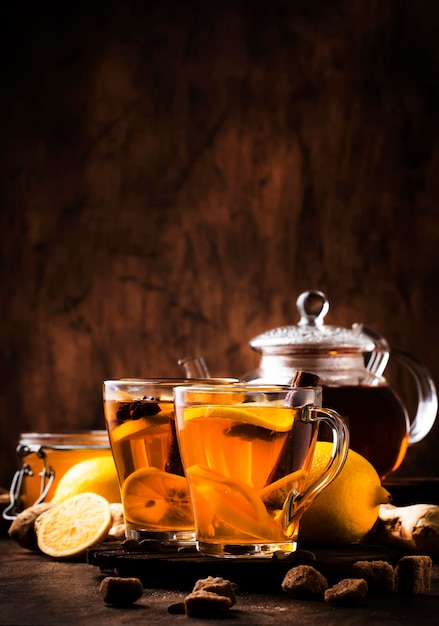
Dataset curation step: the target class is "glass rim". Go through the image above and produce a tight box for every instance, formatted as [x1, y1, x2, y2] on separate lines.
[173, 383, 322, 394]
[103, 377, 240, 386]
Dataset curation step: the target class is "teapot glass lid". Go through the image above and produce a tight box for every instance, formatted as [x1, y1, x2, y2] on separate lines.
[249, 291, 377, 354]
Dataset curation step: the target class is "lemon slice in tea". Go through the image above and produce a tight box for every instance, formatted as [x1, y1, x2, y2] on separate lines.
[258, 469, 308, 511]
[183, 390, 245, 404]
[37, 492, 112, 559]
[184, 406, 294, 432]
[122, 468, 193, 530]
[186, 464, 283, 542]
[112, 414, 171, 443]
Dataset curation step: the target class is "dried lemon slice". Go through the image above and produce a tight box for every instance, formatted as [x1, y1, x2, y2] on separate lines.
[258, 469, 308, 510]
[36, 492, 112, 559]
[121, 468, 193, 530]
[186, 465, 284, 542]
[183, 406, 293, 432]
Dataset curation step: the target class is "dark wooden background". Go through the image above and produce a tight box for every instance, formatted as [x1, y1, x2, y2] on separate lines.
[1, 0, 439, 489]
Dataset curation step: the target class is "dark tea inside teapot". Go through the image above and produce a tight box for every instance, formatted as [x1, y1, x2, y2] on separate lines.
[243, 291, 438, 479]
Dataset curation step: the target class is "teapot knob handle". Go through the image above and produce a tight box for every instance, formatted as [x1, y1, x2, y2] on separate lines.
[296, 291, 329, 327]
[390, 346, 438, 445]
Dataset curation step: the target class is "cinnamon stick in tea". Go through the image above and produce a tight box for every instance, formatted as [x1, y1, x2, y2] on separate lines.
[265, 371, 320, 485]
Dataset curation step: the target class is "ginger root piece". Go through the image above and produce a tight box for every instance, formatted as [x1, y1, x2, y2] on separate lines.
[109, 502, 124, 526]
[8, 503, 55, 550]
[375, 504, 439, 559]
[105, 503, 125, 541]
[106, 523, 126, 541]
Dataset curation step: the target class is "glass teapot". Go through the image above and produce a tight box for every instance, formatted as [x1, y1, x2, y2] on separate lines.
[242, 290, 438, 479]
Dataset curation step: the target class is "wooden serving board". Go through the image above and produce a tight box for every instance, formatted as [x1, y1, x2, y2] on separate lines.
[87, 542, 401, 592]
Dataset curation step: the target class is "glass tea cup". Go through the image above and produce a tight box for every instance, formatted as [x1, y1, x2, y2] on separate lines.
[173, 384, 349, 557]
[103, 378, 239, 544]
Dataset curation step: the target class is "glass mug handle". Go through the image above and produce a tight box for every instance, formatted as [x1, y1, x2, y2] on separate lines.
[282, 405, 350, 537]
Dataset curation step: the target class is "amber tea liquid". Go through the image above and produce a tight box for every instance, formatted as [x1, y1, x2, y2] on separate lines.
[177, 403, 318, 556]
[322, 384, 409, 479]
[104, 397, 194, 540]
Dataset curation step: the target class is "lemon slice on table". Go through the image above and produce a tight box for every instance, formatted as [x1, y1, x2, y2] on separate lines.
[186, 465, 283, 542]
[122, 468, 194, 529]
[36, 492, 112, 559]
[183, 406, 293, 432]
[258, 469, 308, 510]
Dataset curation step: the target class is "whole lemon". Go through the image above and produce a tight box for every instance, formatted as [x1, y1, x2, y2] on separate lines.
[52, 456, 121, 504]
[298, 442, 391, 545]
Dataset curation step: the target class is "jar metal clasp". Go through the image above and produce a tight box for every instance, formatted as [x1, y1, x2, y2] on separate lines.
[2, 444, 55, 520]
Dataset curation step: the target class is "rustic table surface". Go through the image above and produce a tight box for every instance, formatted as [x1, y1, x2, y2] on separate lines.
[1, 538, 438, 625]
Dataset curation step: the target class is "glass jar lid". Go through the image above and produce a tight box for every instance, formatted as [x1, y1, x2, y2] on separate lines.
[249, 291, 377, 355]
[18, 431, 110, 450]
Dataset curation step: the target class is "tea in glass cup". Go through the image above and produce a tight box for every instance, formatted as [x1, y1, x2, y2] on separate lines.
[174, 384, 349, 557]
[103, 378, 238, 544]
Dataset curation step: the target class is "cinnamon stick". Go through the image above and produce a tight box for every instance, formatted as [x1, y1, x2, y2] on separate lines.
[265, 371, 320, 485]
[289, 371, 320, 388]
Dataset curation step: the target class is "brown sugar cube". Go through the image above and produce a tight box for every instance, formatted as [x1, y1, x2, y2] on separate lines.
[99, 576, 143, 605]
[192, 576, 237, 606]
[184, 590, 232, 618]
[281, 565, 328, 599]
[324, 578, 368, 606]
[167, 602, 186, 614]
[396, 555, 432, 596]
[352, 560, 395, 593]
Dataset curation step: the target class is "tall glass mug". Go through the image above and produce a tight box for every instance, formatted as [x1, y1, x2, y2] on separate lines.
[103, 378, 238, 544]
[174, 385, 349, 557]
